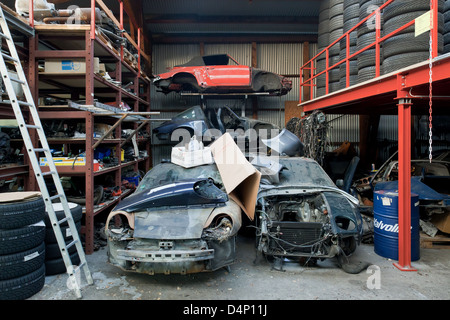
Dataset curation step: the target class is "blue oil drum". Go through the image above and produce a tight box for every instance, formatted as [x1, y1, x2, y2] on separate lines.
[373, 190, 420, 261]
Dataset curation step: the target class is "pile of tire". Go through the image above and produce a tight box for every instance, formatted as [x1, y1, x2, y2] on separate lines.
[328, 0, 344, 93]
[339, 0, 360, 89]
[443, 0, 450, 53]
[0, 193, 46, 300]
[44, 202, 82, 276]
[316, 0, 331, 97]
[382, 0, 444, 75]
[357, 0, 385, 83]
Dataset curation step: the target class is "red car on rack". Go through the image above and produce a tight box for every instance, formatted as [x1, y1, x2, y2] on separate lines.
[152, 54, 292, 95]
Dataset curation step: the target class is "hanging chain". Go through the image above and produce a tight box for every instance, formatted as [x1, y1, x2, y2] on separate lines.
[428, 0, 433, 163]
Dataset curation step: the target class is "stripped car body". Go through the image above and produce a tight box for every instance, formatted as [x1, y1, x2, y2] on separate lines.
[153, 105, 279, 152]
[152, 54, 292, 95]
[254, 157, 364, 269]
[105, 163, 242, 275]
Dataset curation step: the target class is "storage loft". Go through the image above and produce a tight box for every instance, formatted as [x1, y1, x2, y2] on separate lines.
[298, 0, 450, 270]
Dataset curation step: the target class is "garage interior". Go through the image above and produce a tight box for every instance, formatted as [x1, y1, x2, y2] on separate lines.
[0, 0, 450, 302]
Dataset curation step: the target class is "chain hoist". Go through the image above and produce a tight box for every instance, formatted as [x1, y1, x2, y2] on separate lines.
[428, 0, 433, 163]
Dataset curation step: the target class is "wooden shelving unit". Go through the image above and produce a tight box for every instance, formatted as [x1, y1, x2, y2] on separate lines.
[22, 4, 153, 254]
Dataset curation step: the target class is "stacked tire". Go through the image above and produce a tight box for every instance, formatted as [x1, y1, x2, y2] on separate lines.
[357, 0, 385, 83]
[382, 0, 444, 75]
[339, 0, 360, 89]
[44, 202, 82, 276]
[328, 0, 344, 93]
[317, 0, 331, 97]
[444, 0, 450, 53]
[0, 193, 46, 300]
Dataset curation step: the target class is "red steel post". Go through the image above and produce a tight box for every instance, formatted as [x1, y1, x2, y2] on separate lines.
[375, 8, 381, 77]
[394, 74, 417, 271]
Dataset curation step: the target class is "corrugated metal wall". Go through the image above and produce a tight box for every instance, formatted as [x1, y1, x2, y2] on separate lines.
[150, 43, 399, 167]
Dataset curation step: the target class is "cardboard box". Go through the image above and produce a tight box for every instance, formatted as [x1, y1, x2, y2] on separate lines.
[45, 59, 86, 73]
[431, 212, 450, 234]
[171, 146, 213, 168]
[210, 132, 261, 221]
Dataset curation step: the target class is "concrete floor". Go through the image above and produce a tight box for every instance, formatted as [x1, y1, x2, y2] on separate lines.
[29, 234, 450, 302]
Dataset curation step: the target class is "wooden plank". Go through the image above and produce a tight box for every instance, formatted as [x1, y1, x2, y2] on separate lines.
[284, 100, 302, 126]
[420, 233, 450, 249]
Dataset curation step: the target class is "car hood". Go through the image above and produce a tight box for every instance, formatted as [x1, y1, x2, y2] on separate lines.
[114, 179, 228, 213]
[375, 177, 450, 203]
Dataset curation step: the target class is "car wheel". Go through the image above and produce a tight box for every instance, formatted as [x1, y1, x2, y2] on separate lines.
[173, 74, 200, 92]
[253, 73, 281, 93]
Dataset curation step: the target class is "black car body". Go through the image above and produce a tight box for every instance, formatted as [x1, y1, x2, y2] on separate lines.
[105, 162, 242, 275]
[254, 157, 363, 267]
[153, 105, 279, 147]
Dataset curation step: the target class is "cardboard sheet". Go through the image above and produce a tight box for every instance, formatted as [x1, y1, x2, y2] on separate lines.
[210, 133, 261, 220]
[0, 191, 41, 203]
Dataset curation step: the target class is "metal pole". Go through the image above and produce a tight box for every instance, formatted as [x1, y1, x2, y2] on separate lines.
[394, 97, 417, 272]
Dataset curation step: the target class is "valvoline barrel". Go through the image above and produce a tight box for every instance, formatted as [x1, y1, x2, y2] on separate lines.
[373, 190, 420, 261]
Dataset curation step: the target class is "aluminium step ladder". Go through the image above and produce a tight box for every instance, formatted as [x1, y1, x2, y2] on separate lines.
[0, 7, 93, 298]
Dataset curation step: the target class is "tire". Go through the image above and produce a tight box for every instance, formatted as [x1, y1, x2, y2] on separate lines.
[339, 60, 358, 78]
[383, 0, 444, 22]
[344, 1, 360, 21]
[45, 240, 78, 260]
[44, 202, 82, 227]
[357, 49, 380, 69]
[339, 75, 358, 88]
[384, 11, 444, 36]
[44, 220, 81, 244]
[45, 251, 80, 276]
[357, 65, 378, 83]
[382, 51, 430, 74]
[383, 32, 444, 59]
[0, 194, 45, 230]
[0, 224, 45, 255]
[329, 1, 344, 19]
[0, 264, 45, 300]
[444, 43, 450, 53]
[0, 242, 45, 281]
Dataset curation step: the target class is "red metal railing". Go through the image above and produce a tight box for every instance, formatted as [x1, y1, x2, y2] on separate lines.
[299, 0, 439, 104]
[27, 0, 148, 74]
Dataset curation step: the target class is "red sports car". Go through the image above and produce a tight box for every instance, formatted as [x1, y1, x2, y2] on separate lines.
[152, 54, 292, 95]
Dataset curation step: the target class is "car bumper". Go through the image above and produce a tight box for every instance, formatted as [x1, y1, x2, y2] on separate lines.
[107, 236, 236, 275]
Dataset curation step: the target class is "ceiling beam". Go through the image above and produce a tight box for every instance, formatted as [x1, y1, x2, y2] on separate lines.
[150, 33, 317, 44]
[144, 14, 318, 25]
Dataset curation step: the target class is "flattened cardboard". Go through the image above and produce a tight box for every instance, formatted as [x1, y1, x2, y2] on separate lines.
[210, 132, 261, 220]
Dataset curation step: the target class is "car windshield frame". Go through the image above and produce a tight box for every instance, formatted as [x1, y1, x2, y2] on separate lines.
[134, 163, 223, 195]
[276, 158, 336, 187]
[172, 106, 206, 121]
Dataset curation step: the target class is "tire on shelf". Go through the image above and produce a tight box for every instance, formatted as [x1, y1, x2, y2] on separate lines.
[0, 193, 45, 230]
[0, 242, 45, 281]
[0, 264, 45, 300]
[383, 31, 444, 59]
[382, 51, 431, 74]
